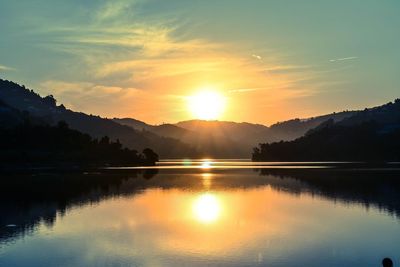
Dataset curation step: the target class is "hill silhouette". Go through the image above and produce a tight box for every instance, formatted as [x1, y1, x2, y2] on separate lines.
[113, 118, 192, 141]
[113, 117, 364, 158]
[0, 101, 158, 166]
[268, 110, 357, 140]
[0, 79, 198, 158]
[253, 99, 400, 161]
[113, 114, 365, 158]
[174, 120, 271, 157]
[2, 78, 399, 159]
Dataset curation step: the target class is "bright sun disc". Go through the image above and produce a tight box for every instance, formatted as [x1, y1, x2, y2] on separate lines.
[188, 90, 226, 120]
[193, 193, 221, 223]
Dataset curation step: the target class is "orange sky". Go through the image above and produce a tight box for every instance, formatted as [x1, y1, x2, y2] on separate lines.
[2, 1, 399, 125]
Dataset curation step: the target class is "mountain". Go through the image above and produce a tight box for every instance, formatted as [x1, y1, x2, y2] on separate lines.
[0, 99, 47, 128]
[0, 120, 158, 166]
[253, 99, 400, 161]
[0, 99, 27, 127]
[338, 100, 400, 127]
[163, 115, 360, 158]
[113, 118, 253, 157]
[3, 77, 396, 160]
[176, 120, 271, 142]
[174, 120, 272, 157]
[113, 110, 371, 158]
[0, 87, 158, 166]
[114, 118, 277, 157]
[113, 118, 191, 140]
[112, 118, 152, 131]
[0, 79, 198, 158]
[268, 110, 357, 140]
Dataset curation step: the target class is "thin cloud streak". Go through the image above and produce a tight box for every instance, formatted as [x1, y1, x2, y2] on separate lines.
[252, 54, 262, 60]
[229, 87, 264, 93]
[94, 0, 135, 22]
[0, 64, 16, 71]
[329, 56, 358, 62]
[264, 65, 312, 74]
[20, 0, 334, 124]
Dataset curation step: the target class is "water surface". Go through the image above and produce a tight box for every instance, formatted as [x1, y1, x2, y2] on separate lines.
[1, 160, 399, 266]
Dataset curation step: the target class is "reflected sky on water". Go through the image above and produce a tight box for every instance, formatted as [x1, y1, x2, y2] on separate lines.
[1, 161, 400, 267]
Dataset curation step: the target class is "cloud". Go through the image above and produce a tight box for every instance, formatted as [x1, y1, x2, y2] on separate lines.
[264, 65, 312, 74]
[95, 55, 229, 80]
[0, 64, 16, 71]
[329, 56, 357, 62]
[32, 1, 318, 89]
[229, 87, 263, 93]
[40, 80, 143, 112]
[24, 0, 330, 124]
[65, 26, 215, 57]
[39, 79, 180, 122]
[94, 0, 135, 22]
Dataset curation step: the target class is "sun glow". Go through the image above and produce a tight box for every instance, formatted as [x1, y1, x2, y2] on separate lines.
[200, 160, 212, 169]
[187, 89, 226, 120]
[193, 193, 221, 223]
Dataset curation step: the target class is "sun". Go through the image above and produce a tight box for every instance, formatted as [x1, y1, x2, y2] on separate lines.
[187, 89, 226, 120]
[193, 193, 221, 223]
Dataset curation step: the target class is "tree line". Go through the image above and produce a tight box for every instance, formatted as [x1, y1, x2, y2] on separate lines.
[0, 120, 158, 166]
[252, 120, 400, 162]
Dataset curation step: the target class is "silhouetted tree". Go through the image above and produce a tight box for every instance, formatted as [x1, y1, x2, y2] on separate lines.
[0, 121, 157, 166]
[142, 148, 159, 165]
[100, 136, 110, 146]
[253, 121, 400, 161]
[143, 169, 159, 179]
[43, 95, 56, 106]
[57, 120, 68, 129]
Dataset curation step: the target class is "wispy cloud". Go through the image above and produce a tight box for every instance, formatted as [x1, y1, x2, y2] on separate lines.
[40, 80, 149, 116]
[229, 87, 264, 93]
[94, 0, 135, 22]
[228, 86, 316, 96]
[25, 0, 331, 123]
[0, 64, 16, 71]
[264, 65, 312, 74]
[329, 56, 358, 62]
[95, 55, 229, 80]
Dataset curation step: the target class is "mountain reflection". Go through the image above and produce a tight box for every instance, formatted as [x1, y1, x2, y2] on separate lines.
[1, 167, 399, 245]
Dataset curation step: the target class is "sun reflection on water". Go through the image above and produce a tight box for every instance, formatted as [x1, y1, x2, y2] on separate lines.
[193, 193, 221, 224]
[200, 160, 212, 169]
[201, 173, 213, 189]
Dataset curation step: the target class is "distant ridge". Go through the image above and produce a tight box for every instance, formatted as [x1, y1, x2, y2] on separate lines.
[2, 78, 397, 159]
[114, 111, 365, 158]
[268, 110, 357, 140]
[0, 79, 199, 158]
[253, 99, 400, 161]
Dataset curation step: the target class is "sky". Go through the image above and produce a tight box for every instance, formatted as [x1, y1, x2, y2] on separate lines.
[0, 0, 399, 125]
